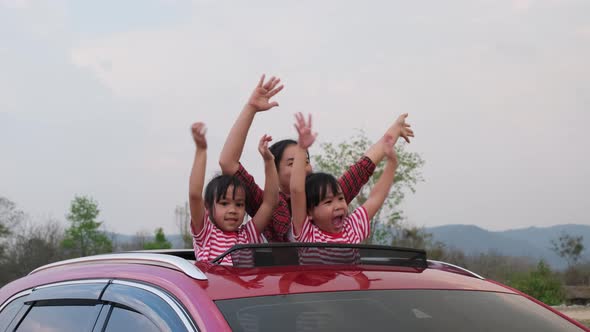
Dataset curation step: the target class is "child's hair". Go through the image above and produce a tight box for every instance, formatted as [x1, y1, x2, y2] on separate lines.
[204, 174, 246, 215]
[304, 172, 341, 210]
[269, 139, 310, 170]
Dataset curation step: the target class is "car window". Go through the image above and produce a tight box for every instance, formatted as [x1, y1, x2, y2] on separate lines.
[26, 283, 106, 302]
[216, 289, 585, 332]
[103, 306, 160, 332]
[101, 282, 194, 331]
[15, 300, 102, 332]
[0, 295, 28, 332]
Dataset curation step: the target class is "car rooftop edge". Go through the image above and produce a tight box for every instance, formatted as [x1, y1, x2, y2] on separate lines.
[427, 259, 485, 279]
[28, 253, 208, 280]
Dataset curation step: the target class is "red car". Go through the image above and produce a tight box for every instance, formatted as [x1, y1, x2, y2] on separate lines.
[0, 243, 587, 331]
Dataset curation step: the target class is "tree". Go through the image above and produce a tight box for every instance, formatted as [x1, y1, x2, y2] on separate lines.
[61, 195, 112, 257]
[143, 228, 172, 250]
[313, 130, 425, 244]
[175, 202, 192, 248]
[509, 260, 565, 306]
[1, 220, 65, 285]
[392, 225, 434, 249]
[0, 197, 25, 263]
[551, 232, 584, 267]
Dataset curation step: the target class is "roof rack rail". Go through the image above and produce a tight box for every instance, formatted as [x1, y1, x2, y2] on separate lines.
[427, 260, 484, 280]
[29, 253, 207, 280]
[212, 243, 427, 268]
[127, 249, 196, 261]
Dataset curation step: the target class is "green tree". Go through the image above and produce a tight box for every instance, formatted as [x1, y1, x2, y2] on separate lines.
[61, 195, 112, 257]
[143, 228, 172, 250]
[509, 260, 565, 305]
[2, 220, 65, 285]
[313, 130, 425, 244]
[0, 197, 25, 263]
[551, 232, 584, 267]
[392, 225, 434, 249]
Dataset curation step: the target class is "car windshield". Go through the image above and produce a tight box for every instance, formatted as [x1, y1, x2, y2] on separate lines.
[216, 289, 584, 332]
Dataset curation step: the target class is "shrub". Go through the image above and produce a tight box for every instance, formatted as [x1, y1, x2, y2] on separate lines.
[509, 260, 565, 305]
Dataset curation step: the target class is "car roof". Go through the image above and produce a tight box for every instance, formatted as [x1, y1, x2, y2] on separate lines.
[1, 244, 516, 303]
[3, 245, 588, 332]
[197, 263, 514, 300]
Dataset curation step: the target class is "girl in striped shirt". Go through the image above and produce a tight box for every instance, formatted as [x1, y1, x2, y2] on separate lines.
[289, 113, 400, 248]
[188, 122, 279, 265]
[219, 74, 414, 242]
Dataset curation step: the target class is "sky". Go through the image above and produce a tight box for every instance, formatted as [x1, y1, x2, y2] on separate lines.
[1, 0, 589, 235]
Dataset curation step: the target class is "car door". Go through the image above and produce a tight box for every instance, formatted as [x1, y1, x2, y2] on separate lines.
[0, 279, 197, 332]
[1, 280, 108, 332]
[97, 280, 197, 332]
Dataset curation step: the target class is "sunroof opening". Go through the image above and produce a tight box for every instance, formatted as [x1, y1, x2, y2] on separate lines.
[211, 243, 427, 268]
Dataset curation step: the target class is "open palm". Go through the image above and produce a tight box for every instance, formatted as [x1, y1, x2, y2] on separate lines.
[294, 112, 317, 149]
[247, 75, 284, 112]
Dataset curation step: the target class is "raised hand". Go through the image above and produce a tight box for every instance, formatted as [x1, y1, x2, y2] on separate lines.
[294, 112, 317, 149]
[387, 113, 414, 143]
[246, 74, 284, 112]
[191, 122, 207, 149]
[258, 134, 274, 161]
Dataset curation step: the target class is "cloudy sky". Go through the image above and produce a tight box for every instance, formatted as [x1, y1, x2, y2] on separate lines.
[1, 0, 589, 235]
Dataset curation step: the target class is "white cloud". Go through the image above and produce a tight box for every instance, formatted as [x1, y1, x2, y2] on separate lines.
[3, 0, 590, 234]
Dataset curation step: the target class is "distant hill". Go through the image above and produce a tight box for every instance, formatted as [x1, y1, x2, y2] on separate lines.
[426, 224, 590, 269]
[108, 224, 590, 269]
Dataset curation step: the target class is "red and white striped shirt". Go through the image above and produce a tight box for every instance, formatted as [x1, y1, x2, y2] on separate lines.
[235, 156, 376, 242]
[191, 212, 264, 266]
[291, 207, 369, 265]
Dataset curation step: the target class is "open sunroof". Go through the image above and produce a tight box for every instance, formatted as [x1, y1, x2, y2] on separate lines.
[211, 243, 427, 268]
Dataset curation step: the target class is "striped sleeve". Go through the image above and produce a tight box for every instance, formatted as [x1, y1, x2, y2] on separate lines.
[338, 156, 376, 204]
[191, 213, 212, 243]
[235, 163, 264, 218]
[240, 220, 264, 244]
[291, 216, 314, 242]
[263, 195, 291, 242]
[191, 213, 214, 262]
[348, 206, 370, 241]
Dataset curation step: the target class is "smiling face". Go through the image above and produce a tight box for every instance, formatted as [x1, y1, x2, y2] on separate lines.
[308, 185, 348, 234]
[211, 185, 247, 232]
[272, 141, 312, 195]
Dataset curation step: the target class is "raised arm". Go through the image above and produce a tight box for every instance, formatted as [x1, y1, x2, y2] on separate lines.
[290, 113, 317, 237]
[188, 122, 208, 234]
[218, 74, 284, 175]
[252, 134, 280, 233]
[362, 135, 398, 220]
[339, 113, 413, 203]
[364, 113, 413, 166]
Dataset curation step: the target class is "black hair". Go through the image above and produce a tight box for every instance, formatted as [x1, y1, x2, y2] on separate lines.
[269, 139, 310, 170]
[269, 139, 297, 170]
[204, 174, 246, 218]
[304, 172, 342, 209]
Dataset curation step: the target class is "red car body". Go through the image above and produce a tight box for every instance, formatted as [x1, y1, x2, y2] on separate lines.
[0, 245, 587, 331]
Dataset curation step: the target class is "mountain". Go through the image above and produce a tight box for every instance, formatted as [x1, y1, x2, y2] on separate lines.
[426, 224, 590, 269]
[107, 224, 590, 270]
